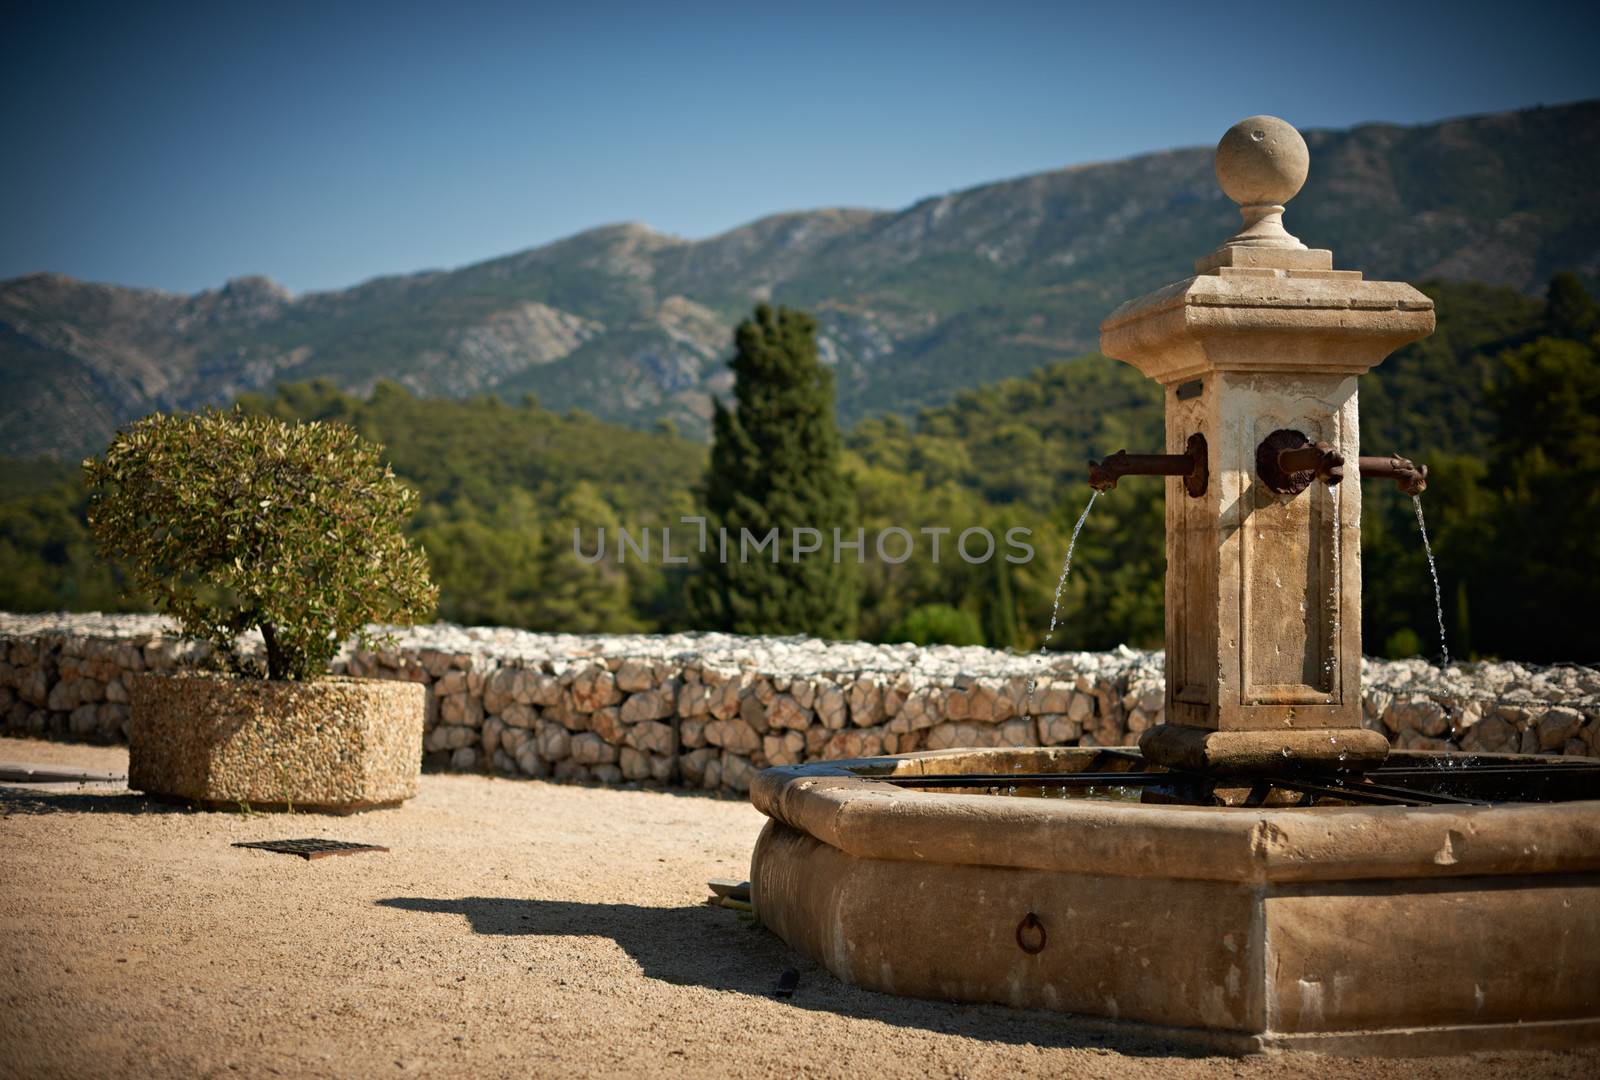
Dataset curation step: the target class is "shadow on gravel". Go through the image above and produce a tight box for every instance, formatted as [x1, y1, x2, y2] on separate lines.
[0, 787, 190, 816]
[376, 895, 1208, 1058]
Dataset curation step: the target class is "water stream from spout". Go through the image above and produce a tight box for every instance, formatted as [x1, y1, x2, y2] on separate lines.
[1025, 491, 1098, 705]
[1412, 494, 1451, 667]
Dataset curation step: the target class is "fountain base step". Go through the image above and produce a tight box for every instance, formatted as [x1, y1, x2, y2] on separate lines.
[749, 747, 1600, 1055]
[1138, 723, 1390, 775]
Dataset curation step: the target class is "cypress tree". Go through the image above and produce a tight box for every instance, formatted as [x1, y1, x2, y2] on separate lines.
[689, 304, 859, 637]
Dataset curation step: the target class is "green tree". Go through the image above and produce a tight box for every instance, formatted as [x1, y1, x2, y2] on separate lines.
[689, 304, 860, 637]
[1545, 272, 1599, 341]
[1470, 331, 1600, 659]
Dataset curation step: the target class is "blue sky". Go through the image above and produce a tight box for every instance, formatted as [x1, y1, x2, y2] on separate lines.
[5, 0, 1598, 295]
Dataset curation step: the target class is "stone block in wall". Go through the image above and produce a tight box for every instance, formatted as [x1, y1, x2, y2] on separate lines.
[482, 716, 504, 757]
[679, 747, 718, 787]
[17, 667, 49, 707]
[100, 702, 129, 737]
[1396, 732, 1452, 752]
[626, 720, 674, 757]
[512, 670, 560, 707]
[1027, 682, 1073, 716]
[707, 680, 741, 721]
[943, 688, 969, 721]
[570, 732, 618, 766]
[439, 692, 483, 728]
[648, 752, 673, 784]
[680, 717, 706, 749]
[882, 680, 908, 719]
[1495, 705, 1532, 729]
[1390, 699, 1449, 737]
[1518, 727, 1541, 756]
[997, 716, 1036, 746]
[812, 683, 846, 730]
[1460, 713, 1516, 753]
[619, 746, 651, 781]
[819, 727, 882, 758]
[766, 694, 811, 731]
[924, 721, 970, 751]
[69, 704, 99, 735]
[1090, 709, 1125, 747]
[886, 689, 940, 734]
[620, 689, 673, 724]
[515, 744, 547, 778]
[587, 706, 624, 744]
[1039, 714, 1081, 745]
[536, 720, 571, 762]
[762, 730, 804, 766]
[569, 667, 621, 712]
[482, 669, 517, 715]
[704, 717, 760, 755]
[804, 727, 828, 758]
[500, 703, 538, 729]
[450, 747, 479, 771]
[720, 752, 754, 793]
[968, 682, 1013, 723]
[1450, 700, 1485, 739]
[847, 679, 884, 726]
[615, 660, 654, 693]
[738, 694, 768, 734]
[677, 682, 712, 718]
[1538, 707, 1583, 750]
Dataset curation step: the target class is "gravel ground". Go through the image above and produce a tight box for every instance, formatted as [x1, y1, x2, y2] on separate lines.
[1, 736, 1594, 1080]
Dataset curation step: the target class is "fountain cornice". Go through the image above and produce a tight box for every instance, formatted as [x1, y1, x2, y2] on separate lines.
[1100, 269, 1436, 384]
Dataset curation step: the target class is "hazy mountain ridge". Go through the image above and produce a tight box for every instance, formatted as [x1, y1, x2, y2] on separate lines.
[4, 100, 1597, 458]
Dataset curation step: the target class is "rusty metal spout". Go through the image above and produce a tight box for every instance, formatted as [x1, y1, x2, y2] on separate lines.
[1089, 433, 1208, 497]
[1256, 429, 1343, 495]
[1359, 454, 1428, 495]
[1276, 443, 1344, 484]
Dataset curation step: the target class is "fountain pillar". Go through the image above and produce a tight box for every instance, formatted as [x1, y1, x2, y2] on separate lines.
[1099, 116, 1435, 774]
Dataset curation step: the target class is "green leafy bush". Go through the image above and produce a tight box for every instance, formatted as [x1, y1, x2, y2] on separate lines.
[885, 603, 984, 647]
[84, 409, 437, 680]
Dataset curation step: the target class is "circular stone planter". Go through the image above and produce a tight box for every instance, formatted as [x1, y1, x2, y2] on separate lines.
[750, 746, 1600, 1055]
[129, 672, 425, 812]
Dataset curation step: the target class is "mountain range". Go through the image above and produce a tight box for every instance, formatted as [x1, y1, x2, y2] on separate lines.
[4, 99, 1597, 460]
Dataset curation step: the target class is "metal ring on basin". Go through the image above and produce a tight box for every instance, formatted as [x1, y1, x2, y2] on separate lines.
[749, 746, 1600, 1055]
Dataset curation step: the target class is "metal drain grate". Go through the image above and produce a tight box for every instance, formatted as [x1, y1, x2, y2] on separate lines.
[233, 838, 389, 860]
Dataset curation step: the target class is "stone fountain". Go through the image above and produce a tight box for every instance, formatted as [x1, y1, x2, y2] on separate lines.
[747, 117, 1600, 1054]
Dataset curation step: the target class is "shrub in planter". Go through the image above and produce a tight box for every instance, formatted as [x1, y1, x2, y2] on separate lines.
[85, 409, 438, 809]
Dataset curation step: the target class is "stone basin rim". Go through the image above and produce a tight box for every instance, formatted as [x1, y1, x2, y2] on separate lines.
[751, 747, 1600, 885]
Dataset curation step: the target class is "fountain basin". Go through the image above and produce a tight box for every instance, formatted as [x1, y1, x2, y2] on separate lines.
[750, 747, 1600, 1055]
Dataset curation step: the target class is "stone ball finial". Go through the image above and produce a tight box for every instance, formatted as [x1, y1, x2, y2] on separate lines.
[1211, 116, 1310, 252]
[1215, 115, 1309, 207]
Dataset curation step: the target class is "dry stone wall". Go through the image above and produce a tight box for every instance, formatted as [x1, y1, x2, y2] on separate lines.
[3, 613, 1598, 792]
